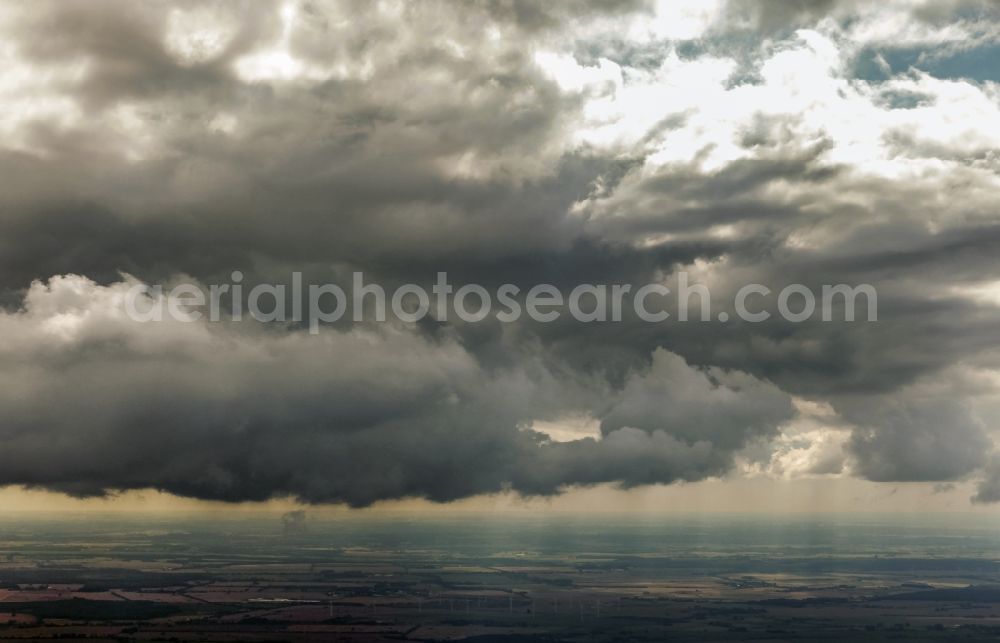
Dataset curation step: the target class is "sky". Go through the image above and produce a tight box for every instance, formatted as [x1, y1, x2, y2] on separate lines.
[1, 0, 1000, 514]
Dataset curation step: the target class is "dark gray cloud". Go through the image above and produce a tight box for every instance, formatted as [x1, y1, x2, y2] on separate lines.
[973, 455, 1000, 504]
[844, 397, 990, 482]
[0, 0, 998, 504]
[0, 277, 792, 505]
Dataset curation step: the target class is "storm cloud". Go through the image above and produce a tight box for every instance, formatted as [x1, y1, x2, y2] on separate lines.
[0, 0, 999, 505]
